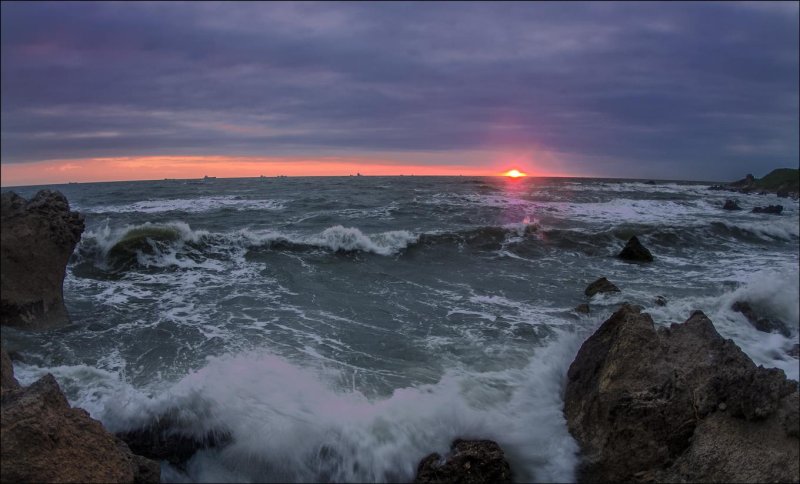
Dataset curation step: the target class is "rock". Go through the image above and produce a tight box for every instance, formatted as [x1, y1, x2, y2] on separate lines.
[722, 199, 742, 210]
[655, 295, 667, 306]
[414, 439, 512, 484]
[575, 303, 591, 314]
[1, 372, 159, 483]
[584, 277, 620, 297]
[116, 411, 232, 468]
[564, 304, 799, 483]
[617, 236, 654, 262]
[731, 301, 791, 337]
[644, 180, 656, 185]
[777, 191, 789, 198]
[789, 344, 799, 359]
[1, 190, 85, 330]
[751, 205, 783, 215]
[1, 347, 20, 392]
[730, 174, 756, 189]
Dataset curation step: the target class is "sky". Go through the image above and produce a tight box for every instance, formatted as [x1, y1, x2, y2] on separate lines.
[1, 1, 798, 186]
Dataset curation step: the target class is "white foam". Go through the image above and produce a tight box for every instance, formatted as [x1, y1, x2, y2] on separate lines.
[89, 196, 285, 214]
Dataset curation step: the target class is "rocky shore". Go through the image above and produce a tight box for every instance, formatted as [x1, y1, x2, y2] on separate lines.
[709, 168, 799, 199]
[1, 190, 798, 483]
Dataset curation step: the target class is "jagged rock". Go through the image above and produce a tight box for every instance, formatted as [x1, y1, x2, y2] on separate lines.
[1, 347, 19, 392]
[655, 295, 667, 306]
[1, 190, 85, 329]
[414, 439, 512, 484]
[730, 174, 756, 190]
[584, 277, 621, 297]
[116, 411, 232, 468]
[731, 301, 791, 337]
[722, 199, 742, 210]
[751, 205, 783, 215]
[575, 303, 590, 314]
[618, 236, 653, 262]
[0, 370, 159, 483]
[564, 304, 799, 483]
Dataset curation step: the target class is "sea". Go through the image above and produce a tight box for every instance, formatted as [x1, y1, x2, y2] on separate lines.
[2, 176, 798, 483]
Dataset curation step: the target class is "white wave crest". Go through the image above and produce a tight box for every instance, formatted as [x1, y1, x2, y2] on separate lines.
[89, 196, 285, 214]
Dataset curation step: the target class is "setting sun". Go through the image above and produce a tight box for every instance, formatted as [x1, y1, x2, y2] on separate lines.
[504, 169, 527, 178]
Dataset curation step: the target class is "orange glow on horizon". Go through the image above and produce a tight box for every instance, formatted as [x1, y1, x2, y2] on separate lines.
[503, 169, 527, 178]
[0, 155, 570, 187]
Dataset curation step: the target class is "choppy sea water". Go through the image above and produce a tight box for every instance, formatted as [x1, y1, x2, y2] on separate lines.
[2, 176, 798, 482]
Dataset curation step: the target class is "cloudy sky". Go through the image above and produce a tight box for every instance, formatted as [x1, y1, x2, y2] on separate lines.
[1, 1, 798, 184]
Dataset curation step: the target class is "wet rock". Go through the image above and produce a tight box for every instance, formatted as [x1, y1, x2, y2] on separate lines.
[584, 277, 620, 297]
[1, 190, 85, 329]
[564, 304, 799, 483]
[722, 199, 742, 210]
[654, 295, 667, 307]
[575, 303, 590, 314]
[789, 344, 800, 359]
[731, 301, 791, 337]
[777, 191, 789, 198]
[644, 180, 656, 185]
[1, 371, 159, 483]
[751, 205, 783, 215]
[617, 235, 653, 262]
[414, 439, 512, 484]
[117, 411, 232, 468]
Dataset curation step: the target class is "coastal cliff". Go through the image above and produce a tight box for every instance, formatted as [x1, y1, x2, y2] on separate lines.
[1, 190, 85, 329]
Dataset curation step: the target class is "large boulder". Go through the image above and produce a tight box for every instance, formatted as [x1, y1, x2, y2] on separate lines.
[722, 199, 741, 210]
[1, 190, 85, 329]
[617, 236, 653, 262]
[584, 277, 620, 297]
[414, 439, 512, 484]
[564, 304, 799, 482]
[0, 362, 159, 483]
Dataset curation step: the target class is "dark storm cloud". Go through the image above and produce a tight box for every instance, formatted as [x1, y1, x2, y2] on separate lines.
[1, 1, 798, 178]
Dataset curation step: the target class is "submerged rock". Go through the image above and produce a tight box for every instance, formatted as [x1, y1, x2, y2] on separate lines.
[722, 199, 742, 210]
[564, 304, 799, 483]
[1, 190, 84, 329]
[414, 439, 512, 484]
[0, 363, 158, 483]
[574, 303, 591, 314]
[731, 301, 791, 337]
[617, 236, 653, 262]
[116, 411, 232, 468]
[654, 295, 667, 306]
[751, 204, 783, 215]
[584, 277, 620, 297]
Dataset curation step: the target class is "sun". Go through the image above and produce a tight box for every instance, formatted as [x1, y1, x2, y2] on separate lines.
[504, 169, 526, 178]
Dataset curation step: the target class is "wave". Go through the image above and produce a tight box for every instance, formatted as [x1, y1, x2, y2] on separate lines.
[86, 196, 285, 214]
[13, 335, 584, 483]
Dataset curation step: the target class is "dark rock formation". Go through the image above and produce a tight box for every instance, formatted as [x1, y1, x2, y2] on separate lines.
[574, 303, 590, 314]
[617, 236, 653, 262]
[414, 439, 512, 484]
[1, 347, 19, 392]
[751, 204, 783, 215]
[0, 363, 159, 483]
[1, 190, 85, 329]
[116, 412, 232, 468]
[730, 173, 756, 191]
[789, 344, 799, 359]
[644, 180, 656, 185]
[584, 277, 621, 297]
[731, 301, 791, 337]
[654, 295, 667, 307]
[564, 304, 799, 483]
[722, 199, 741, 210]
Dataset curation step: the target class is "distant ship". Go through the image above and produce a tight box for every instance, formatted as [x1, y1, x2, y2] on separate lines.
[356, 173, 362, 177]
[203, 175, 216, 180]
